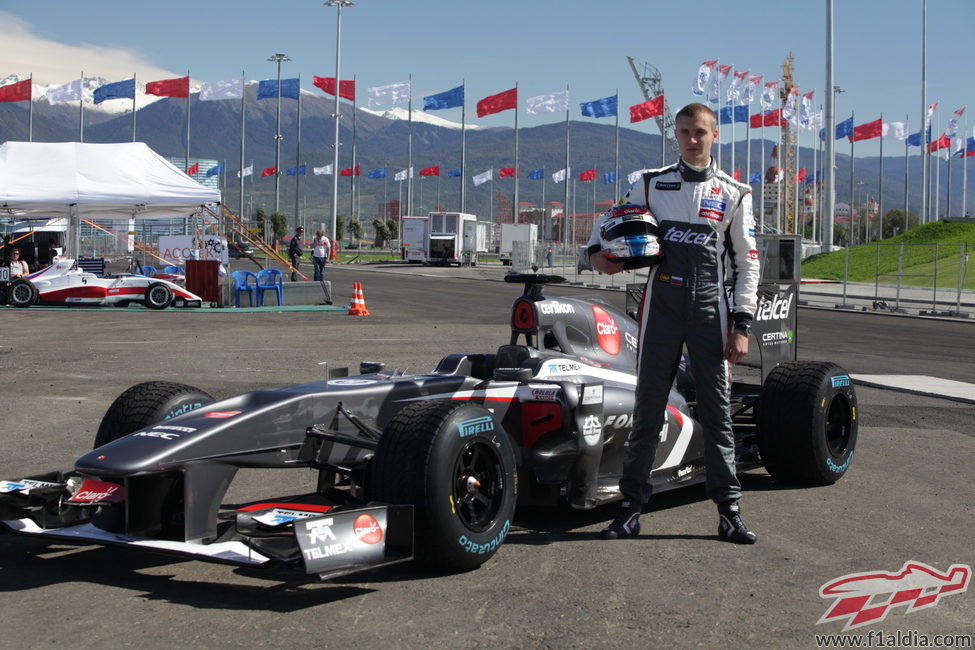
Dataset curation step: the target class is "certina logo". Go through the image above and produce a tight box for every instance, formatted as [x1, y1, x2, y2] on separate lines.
[353, 513, 384, 544]
[817, 561, 971, 631]
[761, 330, 794, 345]
[458, 415, 494, 437]
[591, 305, 620, 355]
[664, 227, 712, 246]
[655, 181, 681, 190]
[538, 301, 575, 315]
[755, 292, 794, 321]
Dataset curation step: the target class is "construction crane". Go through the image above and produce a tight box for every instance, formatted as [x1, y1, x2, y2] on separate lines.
[627, 56, 680, 165]
[780, 53, 798, 234]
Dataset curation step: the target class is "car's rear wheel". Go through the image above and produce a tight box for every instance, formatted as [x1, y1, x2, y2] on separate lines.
[371, 400, 516, 571]
[8, 279, 38, 308]
[757, 361, 858, 485]
[94, 381, 215, 448]
[144, 282, 173, 310]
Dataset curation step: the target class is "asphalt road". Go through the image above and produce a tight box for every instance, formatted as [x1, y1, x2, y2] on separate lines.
[0, 267, 972, 649]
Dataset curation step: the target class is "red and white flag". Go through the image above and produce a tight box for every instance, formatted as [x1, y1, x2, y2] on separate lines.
[313, 76, 356, 101]
[707, 65, 732, 104]
[692, 60, 718, 96]
[741, 74, 763, 105]
[419, 165, 440, 177]
[852, 118, 883, 142]
[261, 167, 276, 177]
[579, 168, 596, 181]
[925, 102, 938, 130]
[146, 76, 189, 98]
[760, 81, 778, 111]
[476, 87, 517, 117]
[727, 70, 748, 104]
[944, 107, 966, 137]
[0, 78, 31, 102]
[186, 162, 200, 175]
[629, 95, 664, 123]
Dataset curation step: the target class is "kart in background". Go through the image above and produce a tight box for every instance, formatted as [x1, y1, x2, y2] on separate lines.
[4, 258, 202, 309]
[0, 236, 858, 581]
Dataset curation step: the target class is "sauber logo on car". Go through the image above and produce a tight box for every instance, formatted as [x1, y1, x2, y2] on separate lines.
[817, 561, 971, 631]
[592, 305, 620, 355]
[353, 513, 384, 545]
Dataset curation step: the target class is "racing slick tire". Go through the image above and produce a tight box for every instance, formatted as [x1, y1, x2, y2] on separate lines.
[371, 400, 517, 571]
[8, 278, 38, 308]
[94, 381, 215, 448]
[144, 282, 173, 310]
[757, 361, 858, 485]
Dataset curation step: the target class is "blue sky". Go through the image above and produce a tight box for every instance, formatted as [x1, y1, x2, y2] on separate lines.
[2, 0, 973, 155]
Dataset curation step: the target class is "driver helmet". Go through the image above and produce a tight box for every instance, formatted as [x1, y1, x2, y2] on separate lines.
[599, 202, 663, 269]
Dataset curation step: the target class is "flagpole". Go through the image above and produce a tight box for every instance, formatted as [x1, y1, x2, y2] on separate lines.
[563, 84, 571, 257]
[28, 72, 33, 142]
[850, 111, 855, 245]
[239, 72, 246, 222]
[295, 73, 303, 229]
[407, 73, 414, 217]
[614, 89, 620, 199]
[132, 72, 137, 142]
[963, 114, 969, 219]
[717, 72, 723, 171]
[760, 115, 766, 233]
[185, 69, 191, 175]
[919, 0, 927, 226]
[878, 112, 884, 240]
[79, 70, 85, 142]
[823, 0, 836, 250]
[934, 113, 940, 219]
[460, 80, 467, 213]
[793, 113, 800, 235]
[350, 76, 357, 222]
[746, 109, 751, 194]
[904, 114, 910, 229]
[514, 82, 520, 223]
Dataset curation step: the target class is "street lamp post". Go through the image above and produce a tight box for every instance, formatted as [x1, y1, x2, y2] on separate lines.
[325, 0, 353, 241]
[267, 53, 290, 218]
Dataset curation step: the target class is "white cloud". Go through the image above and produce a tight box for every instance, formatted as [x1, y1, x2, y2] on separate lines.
[0, 11, 178, 86]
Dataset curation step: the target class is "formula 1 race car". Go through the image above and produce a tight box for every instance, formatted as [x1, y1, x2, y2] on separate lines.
[0, 237, 858, 580]
[4, 258, 202, 309]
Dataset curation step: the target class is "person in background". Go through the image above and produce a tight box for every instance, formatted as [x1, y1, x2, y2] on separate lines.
[288, 226, 304, 282]
[7, 247, 30, 278]
[312, 230, 331, 282]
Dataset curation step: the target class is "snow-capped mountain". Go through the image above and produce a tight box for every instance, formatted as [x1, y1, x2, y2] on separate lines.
[360, 106, 487, 131]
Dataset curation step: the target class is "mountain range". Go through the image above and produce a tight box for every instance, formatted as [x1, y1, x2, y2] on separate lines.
[2, 78, 971, 225]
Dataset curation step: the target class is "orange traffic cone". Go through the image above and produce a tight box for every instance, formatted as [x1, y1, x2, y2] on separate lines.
[347, 282, 370, 316]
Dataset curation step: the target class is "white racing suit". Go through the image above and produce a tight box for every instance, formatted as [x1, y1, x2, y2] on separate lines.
[588, 158, 760, 504]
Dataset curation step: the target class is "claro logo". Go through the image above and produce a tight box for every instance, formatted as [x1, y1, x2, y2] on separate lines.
[592, 305, 620, 355]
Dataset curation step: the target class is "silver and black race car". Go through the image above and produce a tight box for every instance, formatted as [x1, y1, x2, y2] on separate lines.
[0, 236, 858, 580]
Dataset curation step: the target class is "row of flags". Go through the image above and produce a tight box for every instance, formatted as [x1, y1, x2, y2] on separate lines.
[0, 75, 665, 124]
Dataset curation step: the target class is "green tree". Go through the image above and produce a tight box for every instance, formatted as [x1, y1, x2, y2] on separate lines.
[347, 217, 363, 245]
[372, 218, 390, 247]
[254, 208, 268, 242]
[881, 209, 919, 239]
[335, 216, 345, 242]
[269, 212, 288, 241]
[385, 218, 398, 243]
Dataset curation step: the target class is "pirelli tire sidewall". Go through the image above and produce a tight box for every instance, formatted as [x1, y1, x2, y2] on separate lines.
[8, 278, 38, 307]
[757, 361, 858, 485]
[94, 381, 215, 448]
[371, 400, 517, 571]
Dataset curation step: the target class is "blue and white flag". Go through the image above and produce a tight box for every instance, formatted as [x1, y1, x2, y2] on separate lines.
[285, 165, 306, 176]
[368, 168, 387, 179]
[602, 171, 616, 184]
[835, 116, 854, 140]
[93, 78, 135, 104]
[446, 169, 462, 178]
[206, 163, 225, 178]
[258, 78, 299, 100]
[579, 95, 617, 118]
[692, 60, 717, 96]
[423, 85, 464, 111]
[527, 168, 544, 180]
[749, 171, 761, 183]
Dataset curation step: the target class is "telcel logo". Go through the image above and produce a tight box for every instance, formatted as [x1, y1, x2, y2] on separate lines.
[664, 227, 712, 246]
[755, 292, 794, 321]
[592, 305, 620, 355]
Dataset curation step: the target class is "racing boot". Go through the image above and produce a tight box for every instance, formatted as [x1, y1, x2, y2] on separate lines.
[717, 500, 757, 544]
[600, 500, 642, 540]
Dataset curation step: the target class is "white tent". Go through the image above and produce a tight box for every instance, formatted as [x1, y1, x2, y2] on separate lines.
[0, 141, 220, 218]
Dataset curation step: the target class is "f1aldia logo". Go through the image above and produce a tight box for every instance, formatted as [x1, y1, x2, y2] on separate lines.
[591, 305, 620, 355]
[817, 561, 971, 631]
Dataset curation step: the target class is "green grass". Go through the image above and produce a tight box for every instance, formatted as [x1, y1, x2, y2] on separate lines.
[801, 222, 975, 288]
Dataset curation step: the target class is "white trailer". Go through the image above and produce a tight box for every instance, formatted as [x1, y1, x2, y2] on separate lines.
[428, 212, 482, 266]
[499, 223, 538, 266]
[401, 216, 429, 263]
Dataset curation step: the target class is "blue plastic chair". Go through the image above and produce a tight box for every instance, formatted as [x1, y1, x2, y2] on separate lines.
[138, 265, 157, 277]
[230, 270, 259, 307]
[163, 265, 184, 276]
[256, 268, 284, 307]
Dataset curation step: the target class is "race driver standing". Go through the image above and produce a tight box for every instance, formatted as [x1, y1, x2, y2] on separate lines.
[588, 102, 761, 544]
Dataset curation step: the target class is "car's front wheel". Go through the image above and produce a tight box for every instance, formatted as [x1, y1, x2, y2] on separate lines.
[371, 400, 517, 571]
[94, 381, 215, 448]
[757, 361, 858, 485]
[144, 282, 173, 310]
[8, 278, 38, 308]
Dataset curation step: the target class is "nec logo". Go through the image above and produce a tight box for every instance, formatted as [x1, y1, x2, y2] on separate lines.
[664, 227, 712, 246]
[592, 305, 620, 355]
